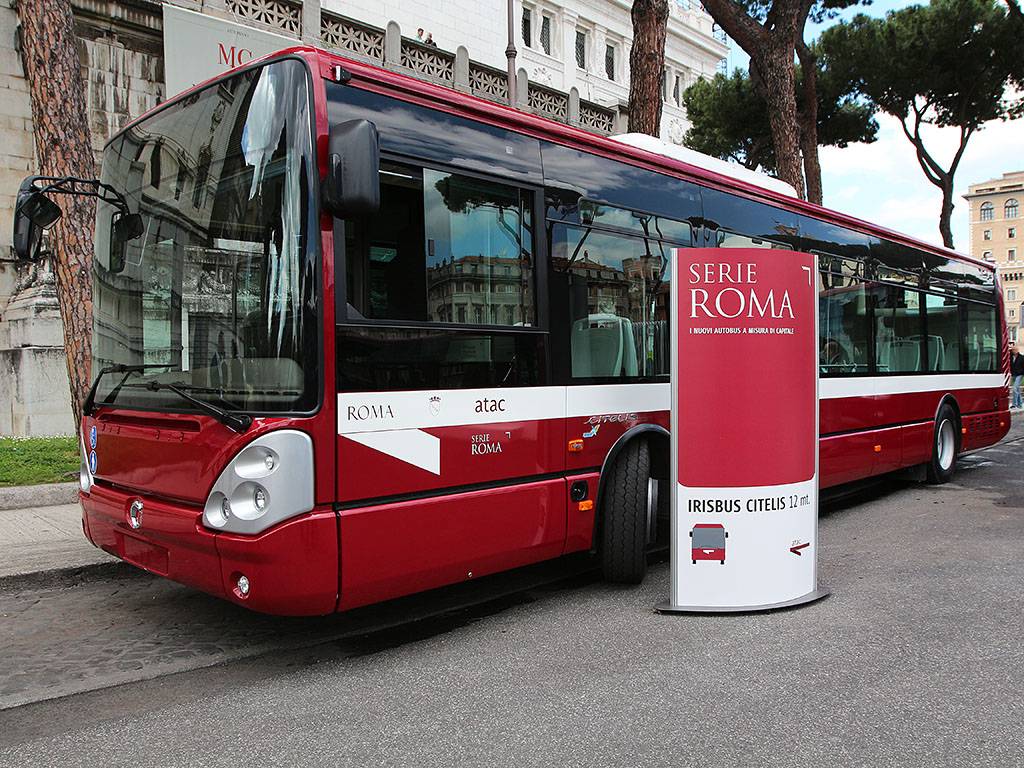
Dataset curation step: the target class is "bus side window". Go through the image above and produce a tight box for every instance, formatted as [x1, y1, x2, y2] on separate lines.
[343, 162, 535, 328]
[550, 222, 681, 380]
[873, 285, 924, 373]
[963, 300, 998, 372]
[818, 256, 870, 376]
[924, 293, 960, 371]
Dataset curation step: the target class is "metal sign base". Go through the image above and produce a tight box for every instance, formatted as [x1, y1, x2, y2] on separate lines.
[655, 587, 829, 615]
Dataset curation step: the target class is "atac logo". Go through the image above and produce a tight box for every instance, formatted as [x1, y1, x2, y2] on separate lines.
[429, 395, 441, 416]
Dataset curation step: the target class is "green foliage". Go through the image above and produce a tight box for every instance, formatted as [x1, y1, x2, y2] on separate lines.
[682, 62, 877, 173]
[819, 0, 1023, 246]
[0, 436, 79, 487]
[820, 0, 1023, 130]
[682, 71, 773, 170]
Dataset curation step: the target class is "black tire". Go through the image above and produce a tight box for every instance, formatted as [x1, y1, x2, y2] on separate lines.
[926, 403, 960, 484]
[600, 438, 651, 584]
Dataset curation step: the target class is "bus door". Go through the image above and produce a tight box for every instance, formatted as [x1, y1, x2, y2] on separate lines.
[332, 159, 567, 609]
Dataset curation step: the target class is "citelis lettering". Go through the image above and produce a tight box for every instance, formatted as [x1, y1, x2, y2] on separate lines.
[688, 262, 794, 320]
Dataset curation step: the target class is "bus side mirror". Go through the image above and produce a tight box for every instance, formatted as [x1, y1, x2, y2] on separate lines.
[13, 180, 62, 261]
[109, 212, 144, 274]
[322, 119, 380, 218]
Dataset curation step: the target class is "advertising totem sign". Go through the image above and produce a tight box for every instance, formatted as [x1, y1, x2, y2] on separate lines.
[657, 248, 828, 613]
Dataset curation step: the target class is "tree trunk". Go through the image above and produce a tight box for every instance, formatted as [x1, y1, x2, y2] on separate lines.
[796, 40, 822, 204]
[938, 178, 955, 249]
[628, 0, 669, 136]
[753, 43, 806, 199]
[16, 0, 96, 432]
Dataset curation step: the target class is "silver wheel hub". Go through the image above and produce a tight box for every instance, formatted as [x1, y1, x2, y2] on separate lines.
[937, 419, 955, 472]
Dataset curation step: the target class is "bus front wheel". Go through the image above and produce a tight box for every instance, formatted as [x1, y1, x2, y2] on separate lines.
[600, 438, 651, 584]
[926, 403, 959, 484]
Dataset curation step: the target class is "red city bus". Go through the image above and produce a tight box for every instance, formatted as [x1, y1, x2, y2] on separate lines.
[690, 524, 728, 565]
[14, 47, 1009, 615]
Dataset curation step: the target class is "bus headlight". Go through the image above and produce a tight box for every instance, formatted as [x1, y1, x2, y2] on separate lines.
[202, 430, 313, 535]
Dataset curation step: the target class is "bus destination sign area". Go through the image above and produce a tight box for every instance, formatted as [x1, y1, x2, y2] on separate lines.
[659, 248, 828, 613]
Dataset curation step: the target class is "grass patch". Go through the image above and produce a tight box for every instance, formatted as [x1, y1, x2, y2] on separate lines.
[0, 436, 79, 487]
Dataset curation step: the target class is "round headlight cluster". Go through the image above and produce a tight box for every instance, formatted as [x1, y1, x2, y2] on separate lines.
[202, 431, 313, 535]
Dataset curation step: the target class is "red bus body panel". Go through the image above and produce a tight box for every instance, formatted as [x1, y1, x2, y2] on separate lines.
[79, 47, 1011, 615]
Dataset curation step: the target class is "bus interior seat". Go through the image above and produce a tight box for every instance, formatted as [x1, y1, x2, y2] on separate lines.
[944, 341, 960, 370]
[876, 339, 921, 372]
[572, 315, 638, 377]
[909, 334, 944, 370]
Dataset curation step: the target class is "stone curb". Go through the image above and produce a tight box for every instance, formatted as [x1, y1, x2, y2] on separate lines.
[0, 482, 79, 511]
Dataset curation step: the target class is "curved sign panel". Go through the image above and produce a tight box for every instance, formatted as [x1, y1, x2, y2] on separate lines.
[659, 248, 827, 612]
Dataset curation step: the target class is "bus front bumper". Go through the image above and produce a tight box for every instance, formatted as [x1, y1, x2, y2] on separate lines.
[81, 483, 339, 616]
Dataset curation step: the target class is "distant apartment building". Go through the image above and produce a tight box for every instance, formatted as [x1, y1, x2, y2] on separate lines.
[964, 171, 1023, 343]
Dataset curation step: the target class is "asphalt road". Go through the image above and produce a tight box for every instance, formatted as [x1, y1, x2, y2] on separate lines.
[1, 423, 1023, 767]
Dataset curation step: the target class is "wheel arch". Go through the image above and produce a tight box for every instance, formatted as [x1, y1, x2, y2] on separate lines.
[934, 393, 961, 424]
[591, 424, 670, 553]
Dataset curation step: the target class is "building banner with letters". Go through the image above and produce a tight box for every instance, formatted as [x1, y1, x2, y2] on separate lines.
[658, 248, 827, 613]
[163, 4, 295, 98]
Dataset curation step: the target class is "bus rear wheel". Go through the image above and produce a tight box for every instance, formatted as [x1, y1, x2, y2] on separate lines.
[926, 403, 959, 484]
[600, 438, 651, 584]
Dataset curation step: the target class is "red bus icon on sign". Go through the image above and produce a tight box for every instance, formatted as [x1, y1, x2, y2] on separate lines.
[690, 523, 728, 565]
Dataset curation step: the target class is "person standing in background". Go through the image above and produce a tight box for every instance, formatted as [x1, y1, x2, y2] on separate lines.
[1011, 346, 1024, 409]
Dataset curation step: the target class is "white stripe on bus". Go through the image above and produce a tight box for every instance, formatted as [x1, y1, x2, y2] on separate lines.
[819, 374, 1006, 400]
[338, 375, 1004, 435]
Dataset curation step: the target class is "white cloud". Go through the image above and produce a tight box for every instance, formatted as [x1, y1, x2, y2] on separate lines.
[820, 112, 1024, 251]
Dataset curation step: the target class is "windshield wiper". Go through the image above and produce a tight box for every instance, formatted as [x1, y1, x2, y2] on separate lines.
[142, 380, 252, 433]
[83, 364, 169, 416]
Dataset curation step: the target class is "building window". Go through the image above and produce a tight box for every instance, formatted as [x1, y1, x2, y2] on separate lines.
[673, 73, 681, 105]
[575, 29, 587, 69]
[983, 229, 991, 240]
[1010, 248, 1017, 262]
[605, 44, 616, 80]
[980, 202, 994, 221]
[1011, 308, 1017, 319]
[1010, 227, 1017, 239]
[521, 7, 531, 47]
[1008, 289, 1017, 302]
[982, 250, 993, 261]
[1006, 198, 1019, 219]
[540, 15, 551, 55]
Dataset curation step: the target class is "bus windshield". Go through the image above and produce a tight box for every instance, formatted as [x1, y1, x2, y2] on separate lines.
[91, 58, 319, 414]
[692, 527, 726, 548]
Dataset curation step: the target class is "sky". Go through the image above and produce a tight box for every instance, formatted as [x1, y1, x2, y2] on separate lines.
[722, 0, 1024, 253]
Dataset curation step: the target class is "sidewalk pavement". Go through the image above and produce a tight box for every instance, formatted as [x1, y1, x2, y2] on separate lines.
[0, 503, 117, 585]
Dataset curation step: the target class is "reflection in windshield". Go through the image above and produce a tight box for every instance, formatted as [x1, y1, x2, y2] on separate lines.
[92, 59, 317, 414]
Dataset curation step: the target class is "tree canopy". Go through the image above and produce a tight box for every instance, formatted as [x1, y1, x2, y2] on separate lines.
[700, 0, 866, 202]
[682, 61, 877, 174]
[820, 0, 1024, 247]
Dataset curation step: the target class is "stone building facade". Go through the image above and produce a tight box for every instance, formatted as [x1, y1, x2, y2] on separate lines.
[964, 171, 1024, 344]
[0, 0, 727, 435]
